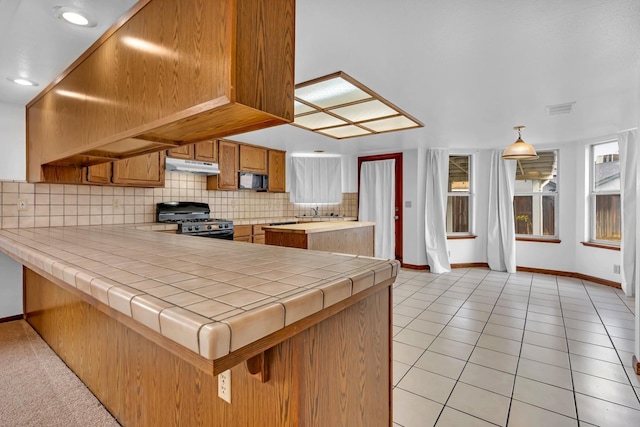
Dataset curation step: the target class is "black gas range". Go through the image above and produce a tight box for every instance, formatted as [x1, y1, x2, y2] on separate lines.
[156, 202, 234, 239]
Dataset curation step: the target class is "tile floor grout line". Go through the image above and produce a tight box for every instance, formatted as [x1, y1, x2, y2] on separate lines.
[557, 275, 582, 424]
[579, 278, 640, 406]
[394, 268, 493, 425]
[502, 271, 534, 427]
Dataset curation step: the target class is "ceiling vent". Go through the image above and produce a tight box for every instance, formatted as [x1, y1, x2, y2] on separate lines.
[546, 102, 575, 116]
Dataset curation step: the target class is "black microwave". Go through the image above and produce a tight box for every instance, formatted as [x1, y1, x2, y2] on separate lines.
[238, 172, 269, 190]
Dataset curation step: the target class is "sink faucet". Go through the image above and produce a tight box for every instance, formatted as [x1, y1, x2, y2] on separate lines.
[311, 206, 319, 216]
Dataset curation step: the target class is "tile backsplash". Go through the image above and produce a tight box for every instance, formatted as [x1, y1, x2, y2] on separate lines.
[0, 173, 358, 229]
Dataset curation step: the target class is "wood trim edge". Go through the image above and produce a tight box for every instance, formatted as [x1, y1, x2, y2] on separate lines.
[447, 235, 478, 240]
[401, 263, 429, 271]
[0, 314, 23, 324]
[516, 266, 622, 289]
[633, 355, 640, 376]
[451, 262, 489, 269]
[400, 259, 620, 289]
[516, 237, 561, 244]
[581, 241, 621, 251]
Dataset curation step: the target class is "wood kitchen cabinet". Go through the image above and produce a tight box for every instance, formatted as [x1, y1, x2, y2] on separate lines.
[167, 145, 194, 160]
[239, 145, 268, 173]
[252, 224, 268, 244]
[27, 0, 295, 183]
[268, 150, 286, 192]
[84, 151, 165, 187]
[207, 140, 239, 190]
[233, 225, 252, 242]
[194, 140, 218, 163]
[84, 162, 111, 185]
[167, 140, 218, 163]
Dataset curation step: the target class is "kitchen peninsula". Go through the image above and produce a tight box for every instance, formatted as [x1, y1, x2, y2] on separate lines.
[0, 225, 397, 426]
[264, 221, 376, 256]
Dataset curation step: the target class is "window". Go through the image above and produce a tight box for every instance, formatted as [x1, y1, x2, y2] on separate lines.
[591, 141, 620, 244]
[446, 155, 471, 234]
[513, 150, 558, 238]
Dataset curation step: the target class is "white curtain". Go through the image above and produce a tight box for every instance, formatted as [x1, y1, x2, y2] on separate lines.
[486, 150, 517, 272]
[424, 149, 451, 273]
[359, 159, 396, 259]
[619, 129, 638, 297]
[290, 157, 342, 203]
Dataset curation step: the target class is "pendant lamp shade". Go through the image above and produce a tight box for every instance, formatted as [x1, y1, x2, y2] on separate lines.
[502, 126, 538, 160]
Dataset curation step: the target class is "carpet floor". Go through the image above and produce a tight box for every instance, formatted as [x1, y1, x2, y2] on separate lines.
[0, 320, 119, 427]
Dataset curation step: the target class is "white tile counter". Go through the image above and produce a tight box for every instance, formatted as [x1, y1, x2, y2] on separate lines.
[0, 225, 398, 361]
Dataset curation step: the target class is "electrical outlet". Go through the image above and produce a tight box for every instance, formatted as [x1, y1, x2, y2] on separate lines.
[17, 199, 28, 211]
[218, 369, 231, 403]
[112, 198, 121, 209]
[613, 264, 620, 274]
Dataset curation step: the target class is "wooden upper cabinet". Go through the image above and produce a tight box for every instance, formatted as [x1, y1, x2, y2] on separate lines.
[268, 150, 286, 192]
[111, 151, 165, 187]
[84, 162, 112, 185]
[167, 145, 195, 160]
[208, 140, 239, 190]
[26, 0, 295, 183]
[239, 145, 268, 174]
[194, 140, 218, 163]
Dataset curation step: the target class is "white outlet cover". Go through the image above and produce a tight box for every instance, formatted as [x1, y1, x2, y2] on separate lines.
[218, 369, 231, 404]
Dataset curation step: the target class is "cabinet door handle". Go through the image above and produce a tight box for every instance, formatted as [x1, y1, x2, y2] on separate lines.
[394, 216, 399, 220]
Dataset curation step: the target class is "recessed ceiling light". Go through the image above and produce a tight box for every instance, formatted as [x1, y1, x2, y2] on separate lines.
[52, 6, 97, 27]
[7, 77, 38, 86]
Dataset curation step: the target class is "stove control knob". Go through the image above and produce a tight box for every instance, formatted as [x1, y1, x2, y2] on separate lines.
[207, 225, 212, 230]
[195, 225, 200, 231]
[187, 226, 193, 231]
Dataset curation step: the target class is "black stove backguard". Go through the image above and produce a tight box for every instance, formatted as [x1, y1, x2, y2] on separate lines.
[156, 201, 210, 223]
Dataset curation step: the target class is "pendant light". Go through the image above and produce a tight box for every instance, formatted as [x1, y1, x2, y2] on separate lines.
[502, 126, 538, 160]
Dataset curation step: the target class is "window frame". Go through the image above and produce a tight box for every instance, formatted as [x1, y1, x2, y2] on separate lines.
[589, 140, 621, 246]
[446, 153, 474, 236]
[513, 149, 559, 240]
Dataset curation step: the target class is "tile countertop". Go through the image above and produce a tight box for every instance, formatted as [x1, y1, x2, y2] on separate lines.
[0, 226, 398, 361]
[263, 221, 375, 234]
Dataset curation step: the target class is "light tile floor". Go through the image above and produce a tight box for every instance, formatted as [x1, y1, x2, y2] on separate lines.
[392, 268, 639, 427]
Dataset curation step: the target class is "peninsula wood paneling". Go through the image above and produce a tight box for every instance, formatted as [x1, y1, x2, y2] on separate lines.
[24, 267, 391, 426]
[265, 225, 375, 256]
[27, 0, 295, 183]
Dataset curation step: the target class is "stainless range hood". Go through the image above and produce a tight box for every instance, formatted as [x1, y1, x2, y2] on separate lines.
[165, 157, 220, 175]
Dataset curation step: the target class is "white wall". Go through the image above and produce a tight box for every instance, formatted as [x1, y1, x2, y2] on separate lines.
[0, 252, 23, 317]
[0, 102, 26, 181]
[402, 148, 426, 266]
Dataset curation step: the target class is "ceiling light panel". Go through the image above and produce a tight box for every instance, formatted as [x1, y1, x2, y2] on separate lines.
[294, 100, 316, 115]
[292, 71, 423, 139]
[293, 112, 347, 130]
[296, 77, 370, 108]
[318, 125, 371, 138]
[330, 100, 397, 122]
[362, 115, 421, 132]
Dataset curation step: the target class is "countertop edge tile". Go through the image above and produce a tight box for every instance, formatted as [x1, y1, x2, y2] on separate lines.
[131, 294, 175, 333]
[199, 322, 232, 359]
[108, 285, 145, 317]
[160, 306, 214, 353]
[223, 303, 285, 352]
[282, 289, 324, 326]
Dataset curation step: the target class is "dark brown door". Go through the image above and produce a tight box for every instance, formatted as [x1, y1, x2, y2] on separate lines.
[358, 153, 403, 264]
